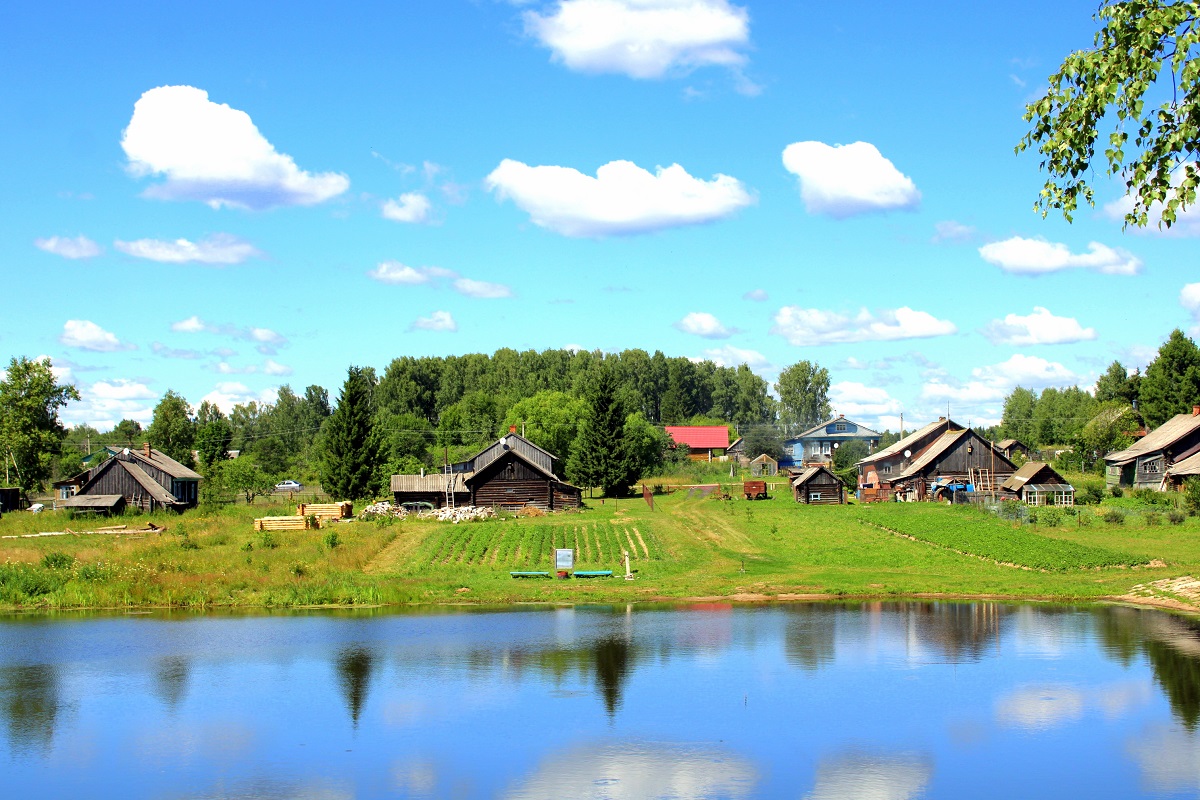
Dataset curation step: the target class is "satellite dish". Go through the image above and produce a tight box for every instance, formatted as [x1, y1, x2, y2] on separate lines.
[903, 449, 911, 458]
[833, 442, 839, 449]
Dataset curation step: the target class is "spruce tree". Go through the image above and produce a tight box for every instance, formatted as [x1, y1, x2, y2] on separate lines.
[1139, 330, 1200, 427]
[568, 363, 635, 497]
[319, 366, 382, 500]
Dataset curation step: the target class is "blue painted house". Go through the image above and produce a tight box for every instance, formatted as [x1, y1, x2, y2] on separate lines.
[780, 415, 881, 469]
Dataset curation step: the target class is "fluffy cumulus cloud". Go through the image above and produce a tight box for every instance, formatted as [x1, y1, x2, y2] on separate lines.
[523, 0, 750, 79]
[61, 379, 157, 429]
[453, 278, 512, 298]
[977, 236, 1142, 276]
[59, 320, 135, 352]
[35, 235, 101, 259]
[771, 306, 956, 346]
[169, 316, 287, 354]
[410, 310, 457, 332]
[114, 233, 261, 265]
[121, 85, 349, 210]
[982, 307, 1097, 346]
[701, 345, 768, 368]
[922, 354, 1078, 404]
[366, 262, 512, 298]
[382, 192, 432, 223]
[781, 141, 920, 218]
[485, 158, 753, 237]
[829, 382, 902, 422]
[674, 311, 734, 338]
[199, 382, 278, 415]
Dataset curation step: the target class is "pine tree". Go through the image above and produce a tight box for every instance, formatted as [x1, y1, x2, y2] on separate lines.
[319, 366, 382, 500]
[568, 363, 635, 497]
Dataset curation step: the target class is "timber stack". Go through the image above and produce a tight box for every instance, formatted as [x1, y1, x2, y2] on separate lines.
[297, 501, 353, 521]
[254, 516, 312, 531]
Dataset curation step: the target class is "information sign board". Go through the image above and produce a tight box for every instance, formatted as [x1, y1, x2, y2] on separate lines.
[554, 548, 575, 571]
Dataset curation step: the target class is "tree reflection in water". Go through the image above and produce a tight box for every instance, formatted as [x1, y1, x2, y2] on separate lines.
[592, 636, 632, 715]
[0, 665, 61, 754]
[1094, 607, 1200, 730]
[152, 656, 190, 711]
[335, 645, 376, 729]
[784, 605, 837, 672]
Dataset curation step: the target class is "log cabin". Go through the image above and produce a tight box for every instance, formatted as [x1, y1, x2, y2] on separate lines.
[791, 465, 845, 504]
[71, 443, 201, 512]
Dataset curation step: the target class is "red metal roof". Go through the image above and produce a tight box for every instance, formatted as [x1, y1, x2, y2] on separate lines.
[664, 425, 730, 449]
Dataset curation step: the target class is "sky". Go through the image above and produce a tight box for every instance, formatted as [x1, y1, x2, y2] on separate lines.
[2, 0, 1194, 434]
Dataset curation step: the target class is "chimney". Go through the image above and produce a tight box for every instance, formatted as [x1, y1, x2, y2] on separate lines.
[509, 425, 518, 434]
[1193, 405, 1200, 416]
[143, 442, 151, 458]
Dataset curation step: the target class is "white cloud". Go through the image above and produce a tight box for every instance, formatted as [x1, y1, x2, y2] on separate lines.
[61, 379, 157, 430]
[453, 278, 513, 298]
[168, 316, 287, 355]
[32, 355, 74, 384]
[982, 307, 1097, 345]
[410, 311, 457, 332]
[486, 158, 753, 237]
[931, 220, 976, 243]
[701, 345, 768, 368]
[978, 236, 1141, 276]
[781, 141, 920, 218]
[199, 382, 278, 415]
[771, 306, 956, 346]
[35, 235, 101, 259]
[171, 315, 207, 333]
[674, 311, 734, 339]
[59, 320, 135, 352]
[523, 0, 751, 80]
[1102, 166, 1200, 237]
[802, 752, 931, 800]
[367, 261, 431, 285]
[121, 85, 349, 210]
[382, 192, 433, 223]
[114, 233, 261, 265]
[829, 381, 902, 421]
[263, 359, 293, 376]
[743, 288, 768, 302]
[922, 354, 1079, 404]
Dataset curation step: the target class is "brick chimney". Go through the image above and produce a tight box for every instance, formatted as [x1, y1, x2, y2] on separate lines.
[509, 425, 518, 434]
[1193, 405, 1200, 416]
[143, 442, 152, 458]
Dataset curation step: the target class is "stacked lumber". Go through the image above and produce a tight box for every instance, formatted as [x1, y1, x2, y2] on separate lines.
[297, 501, 353, 520]
[254, 516, 311, 531]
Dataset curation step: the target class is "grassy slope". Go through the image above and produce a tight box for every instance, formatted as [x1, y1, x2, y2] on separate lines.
[0, 490, 1195, 611]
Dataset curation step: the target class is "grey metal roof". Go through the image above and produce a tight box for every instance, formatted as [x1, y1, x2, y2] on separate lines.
[1000, 462, 1067, 492]
[894, 430, 969, 479]
[471, 434, 555, 474]
[790, 416, 882, 441]
[390, 472, 472, 493]
[106, 446, 202, 480]
[1168, 451, 1200, 477]
[858, 419, 959, 465]
[996, 439, 1024, 449]
[1106, 412, 1200, 465]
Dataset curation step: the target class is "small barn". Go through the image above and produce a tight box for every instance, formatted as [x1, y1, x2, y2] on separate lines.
[996, 439, 1033, 461]
[57, 494, 127, 516]
[390, 472, 471, 508]
[792, 466, 844, 504]
[1000, 462, 1074, 506]
[73, 443, 201, 512]
[750, 453, 779, 477]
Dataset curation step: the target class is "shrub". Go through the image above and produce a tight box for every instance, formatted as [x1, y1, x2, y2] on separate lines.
[1133, 488, 1174, 507]
[76, 562, 109, 582]
[323, 531, 341, 550]
[997, 499, 1025, 520]
[1110, 485, 1124, 498]
[41, 552, 75, 570]
[1169, 510, 1187, 525]
[1185, 477, 1200, 516]
[240, 541, 254, 552]
[1144, 511, 1162, 526]
[258, 531, 278, 550]
[290, 562, 307, 578]
[1040, 507, 1063, 527]
[1102, 508, 1126, 525]
[1077, 480, 1105, 505]
[1026, 508, 1039, 525]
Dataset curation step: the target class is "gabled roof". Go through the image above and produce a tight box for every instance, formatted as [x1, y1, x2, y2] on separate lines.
[105, 445, 201, 480]
[1001, 461, 1066, 492]
[391, 472, 471, 493]
[790, 416, 882, 441]
[894, 429, 1012, 481]
[858, 418, 960, 465]
[664, 425, 730, 449]
[471, 433, 556, 474]
[791, 465, 839, 486]
[996, 439, 1026, 450]
[468, 446, 559, 483]
[1106, 412, 1200, 465]
[750, 453, 778, 464]
[1168, 451, 1200, 478]
[727, 437, 744, 452]
[80, 457, 183, 506]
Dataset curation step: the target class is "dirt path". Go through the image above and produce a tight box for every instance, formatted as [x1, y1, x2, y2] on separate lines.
[362, 533, 421, 575]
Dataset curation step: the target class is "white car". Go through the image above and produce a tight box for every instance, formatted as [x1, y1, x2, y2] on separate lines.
[274, 480, 303, 493]
[28, 503, 45, 513]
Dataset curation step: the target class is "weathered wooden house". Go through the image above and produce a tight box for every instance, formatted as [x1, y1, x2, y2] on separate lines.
[856, 418, 1015, 502]
[1105, 407, 1200, 490]
[72, 443, 201, 512]
[781, 415, 881, 469]
[995, 439, 1032, 461]
[391, 432, 582, 511]
[750, 453, 778, 477]
[999, 462, 1074, 506]
[664, 425, 730, 461]
[791, 465, 844, 504]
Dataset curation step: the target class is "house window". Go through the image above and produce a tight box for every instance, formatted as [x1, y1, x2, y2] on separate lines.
[1143, 461, 1160, 473]
[822, 442, 831, 455]
[811, 492, 822, 501]
[835, 423, 846, 432]
[881, 465, 891, 474]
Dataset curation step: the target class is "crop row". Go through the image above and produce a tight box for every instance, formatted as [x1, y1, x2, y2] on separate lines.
[416, 521, 661, 568]
[862, 505, 1148, 570]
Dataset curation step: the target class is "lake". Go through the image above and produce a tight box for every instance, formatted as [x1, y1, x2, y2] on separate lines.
[3, 602, 1200, 798]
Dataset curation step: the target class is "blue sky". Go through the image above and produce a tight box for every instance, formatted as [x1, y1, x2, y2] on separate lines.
[3, 1, 1193, 433]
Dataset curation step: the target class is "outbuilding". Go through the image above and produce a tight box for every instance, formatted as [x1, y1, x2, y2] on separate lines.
[1000, 461, 1074, 506]
[750, 453, 779, 477]
[791, 465, 845, 504]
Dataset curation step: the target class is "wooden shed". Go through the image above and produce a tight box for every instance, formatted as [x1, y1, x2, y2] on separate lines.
[750, 453, 779, 477]
[390, 472, 471, 509]
[996, 439, 1032, 461]
[1000, 462, 1074, 506]
[792, 466, 845, 504]
[57, 494, 127, 516]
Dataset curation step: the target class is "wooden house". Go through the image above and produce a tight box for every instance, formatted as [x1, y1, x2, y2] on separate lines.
[782, 415, 881, 469]
[664, 425, 730, 461]
[392, 432, 581, 511]
[1105, 407, 1200, 491]
[1000, 462, 1074, 506]
[995, 439, 1032, 461]
[72, 443, 201, 512]
[726, 437, 747, 465]
[792, 465, 844, 504]
[856, 418, 1015, 502]
[750, 453, 778, 477]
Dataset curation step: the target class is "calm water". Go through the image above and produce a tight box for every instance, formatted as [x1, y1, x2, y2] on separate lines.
[3, 602, 1200, 798]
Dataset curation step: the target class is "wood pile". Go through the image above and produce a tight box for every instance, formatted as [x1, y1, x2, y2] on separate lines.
[432, 505, 496, 523]
[297, 502, 352, 520]
[254, 516, 311, 531]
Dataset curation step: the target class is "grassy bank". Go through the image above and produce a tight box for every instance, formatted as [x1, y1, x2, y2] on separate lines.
[1, 490, 1197, 611]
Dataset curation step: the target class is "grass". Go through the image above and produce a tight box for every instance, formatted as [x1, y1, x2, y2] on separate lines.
[2, 490, 1200, 611]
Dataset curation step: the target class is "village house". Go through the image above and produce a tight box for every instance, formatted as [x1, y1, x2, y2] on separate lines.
[856, 418, 1016, 502]
[781, 415, 880, 469]
[663, 425, 730, 461]
[391, 430, 581, 511]
[1105, 407, 1200, 491]
[791, 465, 845, 504]
[64, 443, 201, 512]
[1000, 461, 1075, 506]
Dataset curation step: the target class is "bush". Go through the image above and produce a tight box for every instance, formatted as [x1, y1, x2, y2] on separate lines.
[1169, 510, 1187, 525]
[41, 552, 75, 570]
[1144, 511, 1161, 526]
[240, 541, 254, 552]
[997, 499, 1025, 520]
[290, 562, 307, 578]
[1026, 508, 1039, 525]
[1102, 508, 1126, 525]
[1185, 477, 1200, 516]
[1132, 488, 1174, 507]
[258, 531, 278, 550]
[1077, 480, 1105, 505]
[1040, 507, 1063, 527]
[1110, 485, 1124, 498]
[323, 531, 341, 549]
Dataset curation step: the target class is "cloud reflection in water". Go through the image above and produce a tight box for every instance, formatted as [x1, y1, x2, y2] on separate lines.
[802, 752, 932, 800]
